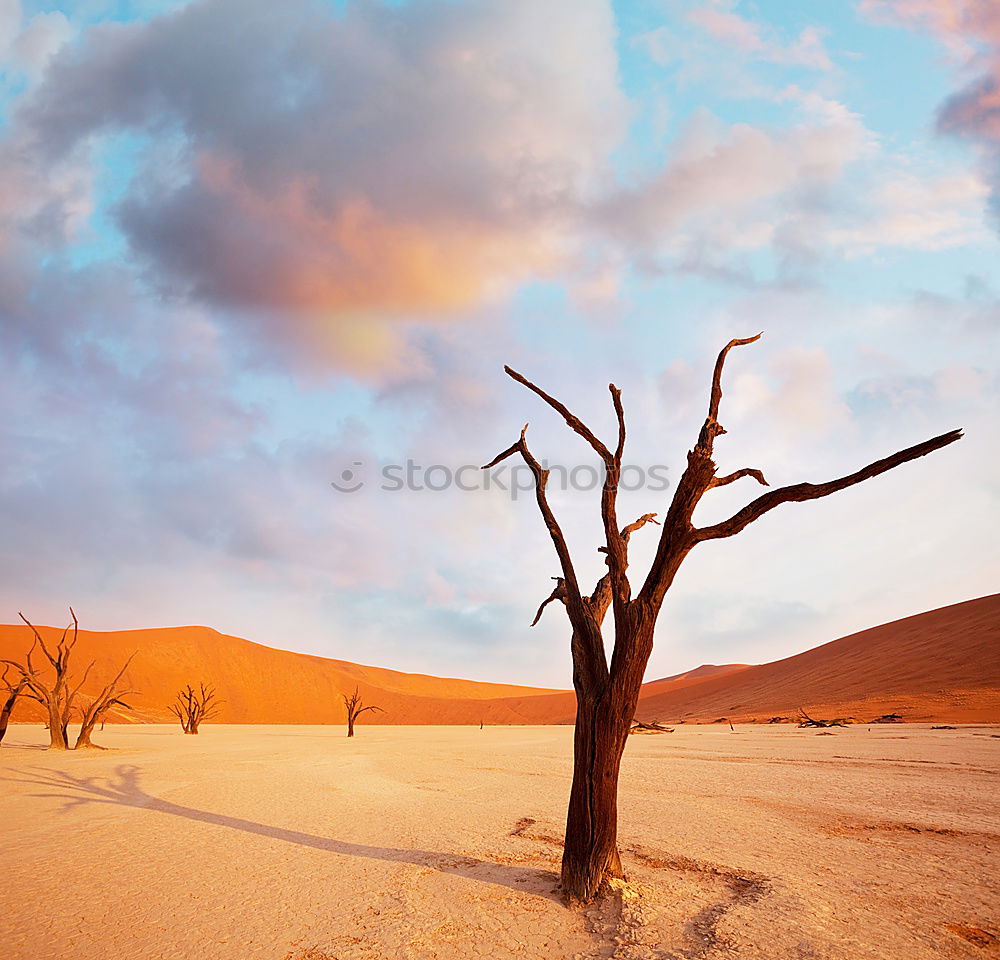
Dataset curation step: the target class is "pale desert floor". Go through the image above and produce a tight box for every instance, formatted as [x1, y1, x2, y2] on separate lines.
[1, 724, 997, 960]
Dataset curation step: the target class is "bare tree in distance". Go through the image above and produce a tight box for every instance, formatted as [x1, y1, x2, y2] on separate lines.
[343, 686, 382, 737]
[0, 664, 29, 745]
[1, 610, 137, 750]
[1, 610, 86, 749]
[168, 683, 221, 734]
[75, 655, 137, 748]
[482, 333, 962, 903]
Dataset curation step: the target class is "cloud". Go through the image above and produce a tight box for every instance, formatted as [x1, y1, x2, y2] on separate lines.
[11, 0, 628, 373]
[0, 0, 71, 78]
[862, 0, 1000, 227]
[595, 95, 872, 265]
[686, 4, 833, 70]
[826, 169, 990, 253]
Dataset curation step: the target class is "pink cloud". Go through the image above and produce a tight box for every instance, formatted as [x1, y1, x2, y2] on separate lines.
[863, 0, 1000, 223]
[686, 5, 833, 69]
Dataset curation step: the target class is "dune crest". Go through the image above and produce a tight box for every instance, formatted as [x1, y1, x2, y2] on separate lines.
[1, 594, 997, 725]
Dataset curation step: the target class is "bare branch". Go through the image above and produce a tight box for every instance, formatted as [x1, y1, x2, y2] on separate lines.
[610, 384, 625, 465]
[503, 366, 613, 464]
[710, 468, 768, 489]
[482, 425, 585, 618]
[700, 333, 762, 451]
[530, 577, 567, 627]
[619, 513, 659, 541]
[695, 429, 964, 542]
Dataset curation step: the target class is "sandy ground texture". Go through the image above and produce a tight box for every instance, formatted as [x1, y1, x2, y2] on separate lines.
[1, 724, 997, 960]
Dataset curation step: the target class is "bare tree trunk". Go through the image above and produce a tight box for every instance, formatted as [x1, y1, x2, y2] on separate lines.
[48, 701, 69, 750]
[0, 670, 28, 745]
[562, 618, 653, 900]
[0, 688, 21, 744]
[76, 722, 97, 748]
[347, 717, 355, 737]
[563, 681, 625, 896]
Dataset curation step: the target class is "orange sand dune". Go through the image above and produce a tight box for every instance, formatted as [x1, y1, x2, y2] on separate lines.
[634, 594, 1000, 724]
[1, 594, 997, 726]
[0, 624, 566, 725]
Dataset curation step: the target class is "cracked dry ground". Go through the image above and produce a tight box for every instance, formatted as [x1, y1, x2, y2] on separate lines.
[1, 724, 997, 959]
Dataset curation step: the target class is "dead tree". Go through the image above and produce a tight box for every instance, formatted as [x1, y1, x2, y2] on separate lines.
[797, 708, 846, 728]
[343, 686, 382, 737]
[629, 720, 673, 733]
[75, 654, 137, 748]
[482, 333, 961, 903]
[1, 610, 89, 749]
[0, 664, 29, 745]
[168, 683, 221, 734]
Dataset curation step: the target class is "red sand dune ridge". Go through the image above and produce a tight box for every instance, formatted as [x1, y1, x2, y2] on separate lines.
[1, 594, 997, 725]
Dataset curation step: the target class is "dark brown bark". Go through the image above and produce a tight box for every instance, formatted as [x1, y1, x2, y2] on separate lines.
[1, 609, 86, 750]
[483, 332, 962, 903]
[169, 683, 221, 734]
[343, 687, 381, 737]
[75, 654, 136, 749]
[0, 665, 28, 745]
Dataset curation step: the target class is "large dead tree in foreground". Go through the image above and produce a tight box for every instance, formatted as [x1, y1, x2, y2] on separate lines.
[168, 683, 221, 734]
[483, 333, 961, 903]
[343, 686, 382, 737]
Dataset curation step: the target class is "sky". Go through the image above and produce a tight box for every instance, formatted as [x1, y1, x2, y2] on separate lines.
[1, 0, 998, 688]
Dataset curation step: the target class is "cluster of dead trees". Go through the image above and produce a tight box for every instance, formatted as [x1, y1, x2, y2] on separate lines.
[2, 610, 383, 744]
[0, 610, 136, 750]
[0, 610, 232, 747]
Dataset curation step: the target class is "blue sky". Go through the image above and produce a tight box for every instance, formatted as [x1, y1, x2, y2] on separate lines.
[1, 0, 998, 686]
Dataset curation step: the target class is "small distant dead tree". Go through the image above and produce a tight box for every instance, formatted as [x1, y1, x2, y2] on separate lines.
[75, 654, 137, 749]
[482, 333, 962, 902]
[0, 664, 29, 745]
[343, 686, 382, 737]
[629, 720, 673, 734]
[798, 708, 847, 728]
[168, 683, 221, 734]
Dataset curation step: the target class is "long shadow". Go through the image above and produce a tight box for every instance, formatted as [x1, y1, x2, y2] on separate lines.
[5, 765, 561, 900]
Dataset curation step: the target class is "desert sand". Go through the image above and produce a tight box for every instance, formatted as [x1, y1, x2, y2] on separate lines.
[1, 723, 997, 960]
[2, 595, 998, 726]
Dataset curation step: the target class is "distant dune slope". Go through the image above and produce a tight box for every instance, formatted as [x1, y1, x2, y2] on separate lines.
[634, 594, 1000, 724]
[1, 594, 997, 725]
[0, 624, 567, 725]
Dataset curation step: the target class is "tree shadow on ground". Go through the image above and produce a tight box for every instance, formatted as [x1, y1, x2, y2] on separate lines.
[5, 764, 563, 900]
